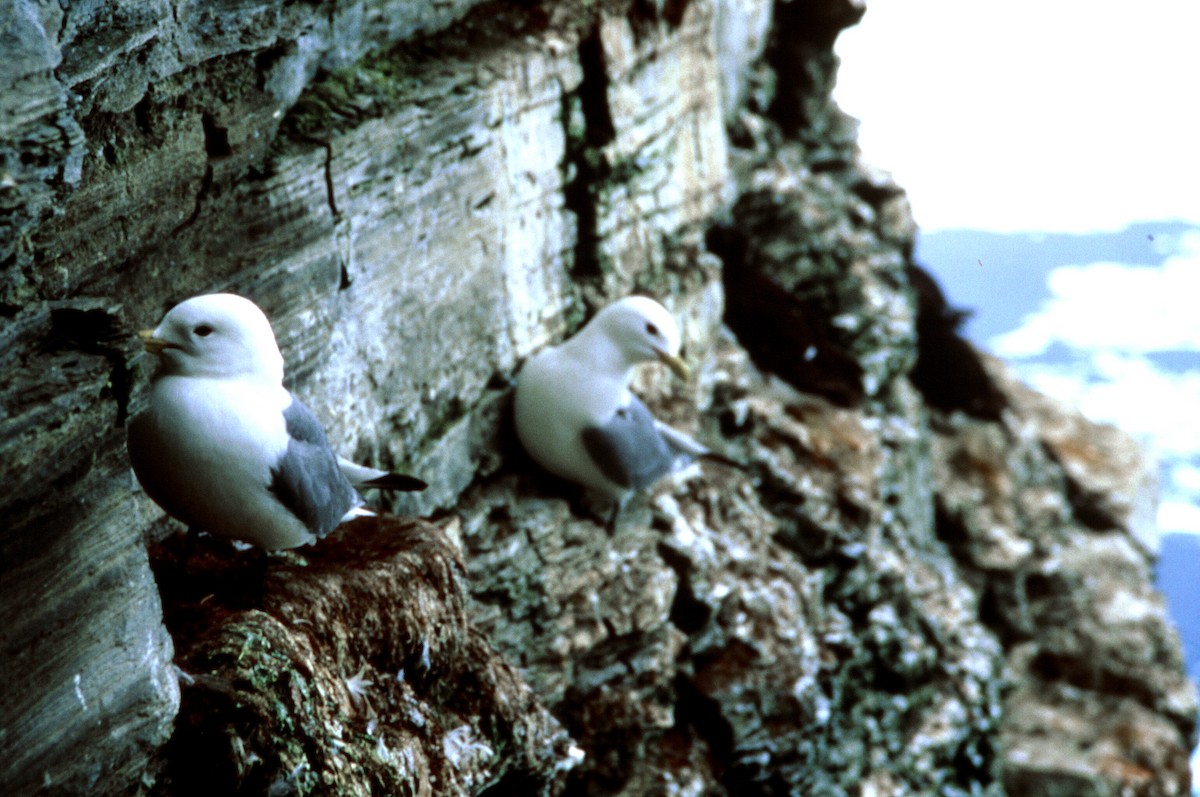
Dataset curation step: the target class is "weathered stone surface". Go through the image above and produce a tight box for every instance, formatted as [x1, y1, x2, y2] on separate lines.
[0, 1, 82, 271]
[579, 3, 731, 292]
[931, 355, 1196, 796]
[1003, 674, 1192, 797]
[148, 517, 572, 796]
[1, 0, 1194, 794]
[993, 355, 1161, 549]
[0, 0, 494, 279]
[698, 2, 1196, 787]
[0, 300, 179, 796]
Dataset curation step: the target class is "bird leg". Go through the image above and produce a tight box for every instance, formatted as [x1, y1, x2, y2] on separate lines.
[178, 526, 201, 575]
[605, 502, 622, 536]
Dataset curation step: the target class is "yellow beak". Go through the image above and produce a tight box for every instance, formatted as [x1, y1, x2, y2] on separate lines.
[656, 350, 690, 380]
[139, 329, 172, 355]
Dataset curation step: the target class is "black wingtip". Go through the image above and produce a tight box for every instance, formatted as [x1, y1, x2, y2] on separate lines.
[360, 473, 429, 492]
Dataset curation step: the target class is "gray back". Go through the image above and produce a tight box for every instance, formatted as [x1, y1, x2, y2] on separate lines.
[269, 398, 362, 538]
[581, 396, 677, 490]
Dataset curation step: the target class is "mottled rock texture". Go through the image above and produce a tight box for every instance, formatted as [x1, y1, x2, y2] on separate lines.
[1, 0, 1194, 795]
[150, 517, 573, 796]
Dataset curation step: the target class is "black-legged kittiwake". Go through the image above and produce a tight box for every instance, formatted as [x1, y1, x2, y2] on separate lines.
[126, 293, 426, 550]
[514, 295, 735, 507]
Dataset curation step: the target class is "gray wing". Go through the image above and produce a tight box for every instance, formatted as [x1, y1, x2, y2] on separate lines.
[268, 397, 362, 539]
[581, 396, 686, 491]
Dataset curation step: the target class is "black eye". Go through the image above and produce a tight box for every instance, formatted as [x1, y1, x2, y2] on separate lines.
[645, 322, 660, 337]
[194, 324, 214, 337]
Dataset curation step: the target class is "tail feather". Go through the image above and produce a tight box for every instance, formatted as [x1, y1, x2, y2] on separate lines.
[359, 472, 429, 492]
[337, 457, 428, 492]
[699, 451, 746, 471]
[655, 422, 746, 471]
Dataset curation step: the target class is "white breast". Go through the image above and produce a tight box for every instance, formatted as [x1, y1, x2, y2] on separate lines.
[514, 346, 629, 498]
[129, 375, 313, 548]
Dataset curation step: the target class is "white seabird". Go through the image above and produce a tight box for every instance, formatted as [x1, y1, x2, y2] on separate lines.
[514, 296, 733, 507]
[126, 293, 426, 550]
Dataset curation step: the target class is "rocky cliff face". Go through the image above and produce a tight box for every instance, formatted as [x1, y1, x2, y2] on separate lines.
[1, 1, 1194, 795]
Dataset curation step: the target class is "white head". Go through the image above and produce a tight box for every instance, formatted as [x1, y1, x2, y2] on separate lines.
[583, 296, 689, 379]
[141, 293, 285, 383]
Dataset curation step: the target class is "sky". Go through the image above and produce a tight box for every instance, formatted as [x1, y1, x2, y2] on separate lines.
[832, 0, 1200, 233]
[830, 0, 1200, 533]
[984, 231, 1200, 532]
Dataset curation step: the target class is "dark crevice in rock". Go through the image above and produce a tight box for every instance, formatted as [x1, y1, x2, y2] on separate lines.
[172, 162, 214, 235]
[932, 496, 975, 566]
[279, 128, 342, 222]
[951, 733, 998, 790]
[576, 28, 616, 148]
[133, 94, 154, 136]
[200, 112, 233, 159]
[766, 0, 865, 143]
[252, 42, 292, 89]
[562, 24, 616, 284]
[850, 170, 906, 207]
[628, 0, 691, 30]
[315, 138, 339, 219]
[976, 585, 1031, 648]
[672, 675, 734, 781]
[479, 770, 552, 797]
[661, 0, 691, 26]
[1064, 481, 1123, 531]
[706, 221, 866, 407]
[46, 300, 136, 426]
[771, 510, 852, 567]
[1029, 651, 1164, 720]
[1038, 442, 1125, 532]
[907, 264, 1007, 422]
[161, 677, 252, 797]
[656, 541, 711, 633]
[44, 300, 126, 351]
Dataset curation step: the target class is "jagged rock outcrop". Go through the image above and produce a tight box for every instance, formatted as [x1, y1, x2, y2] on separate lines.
[1, 1, 1193, 796]
[150, 517, 573, 796]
